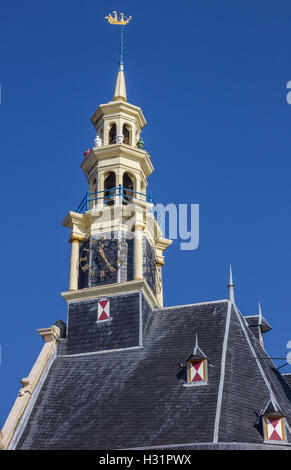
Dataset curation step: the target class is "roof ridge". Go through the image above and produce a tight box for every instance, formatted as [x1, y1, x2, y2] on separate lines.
[213, 300, 233, 443]
[158, 299, 228, 311]
[232, 303, 291, 436]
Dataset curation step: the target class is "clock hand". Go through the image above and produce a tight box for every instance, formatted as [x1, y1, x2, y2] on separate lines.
[98, 241, 116, 273]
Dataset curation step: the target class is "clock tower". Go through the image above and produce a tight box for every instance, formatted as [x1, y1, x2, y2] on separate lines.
[2, 13, 291, 452]
[62, 62, 172, 311]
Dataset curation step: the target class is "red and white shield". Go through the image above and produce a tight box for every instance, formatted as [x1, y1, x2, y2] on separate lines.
[188, 360, 205, 382]
[265, 416, 285, 441]
[97, 299, 110, 321]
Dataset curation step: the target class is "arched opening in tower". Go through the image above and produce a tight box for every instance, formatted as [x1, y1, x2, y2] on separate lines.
[123, 124, 130, 145]
[90, 177, 97, 208]
[123, 172, 134, 204]
[109, 123, 117, 145]
[104, 172, 116, 205]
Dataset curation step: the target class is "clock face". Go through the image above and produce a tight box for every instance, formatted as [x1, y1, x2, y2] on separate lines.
[78, 235, 127, 287]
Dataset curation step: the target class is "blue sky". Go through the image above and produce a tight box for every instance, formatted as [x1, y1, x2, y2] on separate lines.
[1, 0, 291, 425]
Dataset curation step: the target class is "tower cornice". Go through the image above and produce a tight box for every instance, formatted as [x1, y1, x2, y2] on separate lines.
[61, 278, 160, 309]
[91, 100, 146, 131]
[81, 144, 154, 180]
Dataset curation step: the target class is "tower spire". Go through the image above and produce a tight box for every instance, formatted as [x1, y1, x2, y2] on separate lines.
[113, 62, 127, 102]
[227, 265, 235, 303]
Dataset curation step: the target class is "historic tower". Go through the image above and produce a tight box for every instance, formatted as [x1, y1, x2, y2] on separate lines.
[62, 61, 172, 314]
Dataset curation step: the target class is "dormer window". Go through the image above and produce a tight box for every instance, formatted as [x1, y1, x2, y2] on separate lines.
[263, 415, 286, 442]
[104, 172, 116, 206]
[261, 398, 287, 444]
[187, 359, 207, 383]
[184, 334, 208, 387]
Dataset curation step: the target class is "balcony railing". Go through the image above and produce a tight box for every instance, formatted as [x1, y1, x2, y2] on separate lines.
[75, 185, 163, 230]
[76, 185, 153, 212]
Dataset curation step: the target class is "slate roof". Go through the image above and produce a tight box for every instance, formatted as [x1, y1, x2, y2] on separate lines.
[11, 294, 291, 450]
[283, 375, 291, 389]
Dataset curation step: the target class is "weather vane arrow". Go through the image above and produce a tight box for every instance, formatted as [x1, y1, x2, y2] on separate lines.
[105, 11, 132, 67]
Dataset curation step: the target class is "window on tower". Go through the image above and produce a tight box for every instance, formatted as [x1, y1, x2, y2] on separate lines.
[122, 172, 134, 204]
[109, 123, 117, 144]
[123, 124, 131, 145]
[104, 172, 116, 206]
[90, 177, 97, 209]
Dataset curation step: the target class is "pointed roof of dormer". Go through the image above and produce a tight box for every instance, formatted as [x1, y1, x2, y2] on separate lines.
[186, 333, 207, 361]
[262, 395, 285, 417]
[113, 63, 127, 102]
[244, 302, 272, 334]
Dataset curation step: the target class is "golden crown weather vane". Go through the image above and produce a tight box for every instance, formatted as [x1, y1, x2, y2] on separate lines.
[105, 11, 132, 67]
[105, 11, 132, 26]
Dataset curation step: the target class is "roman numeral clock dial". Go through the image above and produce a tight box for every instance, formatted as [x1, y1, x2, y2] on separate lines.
[78, 236, 127, 288]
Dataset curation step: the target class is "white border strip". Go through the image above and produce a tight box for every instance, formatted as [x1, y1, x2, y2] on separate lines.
[8, 344, 58, 450]
[139, 291, 143, 347]
[161, 299, 228, 311]
[213, 300, 232, 443]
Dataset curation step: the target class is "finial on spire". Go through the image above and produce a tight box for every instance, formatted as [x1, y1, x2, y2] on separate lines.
[105, 11, 131, 101]
[105, 11, 132, 26]
[186, 333, 207, 361]
[227, 265, 235, 303]
[195, 333, 198, 351]
[105, 11, 132, 67]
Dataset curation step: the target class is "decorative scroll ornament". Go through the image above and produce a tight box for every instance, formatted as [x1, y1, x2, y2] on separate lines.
[105, 11, 132, 26]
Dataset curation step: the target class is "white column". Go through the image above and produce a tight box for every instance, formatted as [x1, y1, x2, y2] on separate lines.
[98, 172, 105, 207]
[133, 223, 145, 280]
[69, 236, 81, 290]
[155, 263, 164, 307]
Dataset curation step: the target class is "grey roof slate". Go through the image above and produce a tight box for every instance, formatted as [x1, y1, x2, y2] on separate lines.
[245, 315, 272, 334]
[283, 374, 291, 389]
[13, 294, 291, 450]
